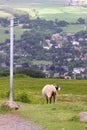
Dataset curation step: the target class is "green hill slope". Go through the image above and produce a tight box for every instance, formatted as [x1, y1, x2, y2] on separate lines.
[0, 75, 87, 103]
[0, 75, 87, 130]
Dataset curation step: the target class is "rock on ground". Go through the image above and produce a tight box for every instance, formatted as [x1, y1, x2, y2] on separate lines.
[1, 101, 19, 110]
[79, 111, 87, 122]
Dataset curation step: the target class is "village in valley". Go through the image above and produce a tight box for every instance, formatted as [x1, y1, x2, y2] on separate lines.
[0, 23, 87, 79]
[0, 0, 87, 79]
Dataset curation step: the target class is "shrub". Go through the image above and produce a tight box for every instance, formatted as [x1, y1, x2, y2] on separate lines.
[16, 92, 31, 103]
[0, 105, 10, 113]
[14, 68, 46, 78]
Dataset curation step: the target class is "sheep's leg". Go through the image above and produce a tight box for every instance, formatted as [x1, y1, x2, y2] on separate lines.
[49, 97, 52, 104]
[53, 95, 56, 103]
[46, 96, 48, 104]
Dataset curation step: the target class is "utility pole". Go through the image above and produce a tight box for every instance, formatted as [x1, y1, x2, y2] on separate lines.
[10, 17, 19, 102]
[10, 18, 14, 102]
[2, 18, 19, 109]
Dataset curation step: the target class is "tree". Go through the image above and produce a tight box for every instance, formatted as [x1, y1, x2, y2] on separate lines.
[77, 18, 85, 24]
[57, 20, 69, 27]
[14, 68, 46, 78]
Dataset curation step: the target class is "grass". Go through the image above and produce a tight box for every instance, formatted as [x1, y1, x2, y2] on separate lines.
[18, 102, 87, 130]
[0, 26, 29, 43]
[63, 24, 86, 33]
[0, 27, 9, 43]
[0, 75, 87, 101]
[14, 6, 87, 22]
[0, 10, 11, 17]
[0, 1, 87, 127]
[32, 60, 52, 65]
[1, 1, 87, 22]
[16, 7, 36, 18]
[0, 1, 87, 43]
[0, 75, 87, 130]
[0, 0, 69, 7]
[37, 6, 87, 22]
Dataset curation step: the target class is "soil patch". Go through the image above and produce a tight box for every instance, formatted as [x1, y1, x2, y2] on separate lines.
[0, 113, 42, 130]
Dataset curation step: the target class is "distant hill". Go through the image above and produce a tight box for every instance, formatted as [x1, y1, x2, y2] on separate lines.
[0, 0, 87, 6]
[0, 0, 66, 7]
[0, 0, 67, 4]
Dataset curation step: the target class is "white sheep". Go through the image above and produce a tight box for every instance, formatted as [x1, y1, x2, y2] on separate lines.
[42, 84, 60, 104]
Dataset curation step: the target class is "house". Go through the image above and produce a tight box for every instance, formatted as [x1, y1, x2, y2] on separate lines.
[51, 33, 62, 41]
[15, 64, 22, 68]
[73, 67, 85, 74]
[43, 39, 52, 50]
[72, 40, 79, 46]
[54, 73, 59, 78]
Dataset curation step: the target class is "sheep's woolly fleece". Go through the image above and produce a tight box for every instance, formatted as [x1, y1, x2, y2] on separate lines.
[42, 84, 57, 98]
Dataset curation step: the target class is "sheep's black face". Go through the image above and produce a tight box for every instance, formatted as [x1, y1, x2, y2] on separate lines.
[54, 84, 61, 91]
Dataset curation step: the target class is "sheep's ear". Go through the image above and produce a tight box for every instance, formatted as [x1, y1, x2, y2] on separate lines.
[54, 84, 61, 91]
[58, 86, 61, 91]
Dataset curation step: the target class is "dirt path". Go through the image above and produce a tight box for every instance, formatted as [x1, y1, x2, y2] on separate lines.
[0, 114, 42, 130]
[0, 112, 86, 130]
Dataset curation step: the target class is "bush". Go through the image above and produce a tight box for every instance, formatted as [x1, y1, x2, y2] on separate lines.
[14, 68, 46, 78]
[16, 92, 31, 103]
[0, 106, 10, 113]
[0, 69, 9, 77]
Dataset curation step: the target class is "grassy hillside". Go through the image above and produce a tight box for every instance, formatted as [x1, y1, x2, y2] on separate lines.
[0, 6, 87, 43]
[0, 75, 87, 103]
[0, 0, 87, 22]
[0, 0, 68, 6]
[0, 75, 87, 130]
[0, 10, 11, 17]
[36, 6, 87, 22]
[0, 0, 87, 6]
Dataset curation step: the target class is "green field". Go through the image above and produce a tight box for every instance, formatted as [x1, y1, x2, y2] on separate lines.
[1, 0, 87, 22]
[0, 75, 87, 130]
[0, 27, 29, 43]
[33, 6, 87, 22]
[14, 6, 87, 22]
[63, 24, 87, 33]
[0, 0, 69, 7]
[0, 0, 87, 43]
[0, 10, 11, 17]
[0, 27, 9, 43]
[32, 60, 52, 65]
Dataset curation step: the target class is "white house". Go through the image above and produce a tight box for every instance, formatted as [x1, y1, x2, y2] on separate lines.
[72, 40, 79, 46]
[73, 67, 85, 74]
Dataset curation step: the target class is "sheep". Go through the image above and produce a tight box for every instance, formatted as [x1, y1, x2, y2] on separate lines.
[42, 84, 60, 104]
